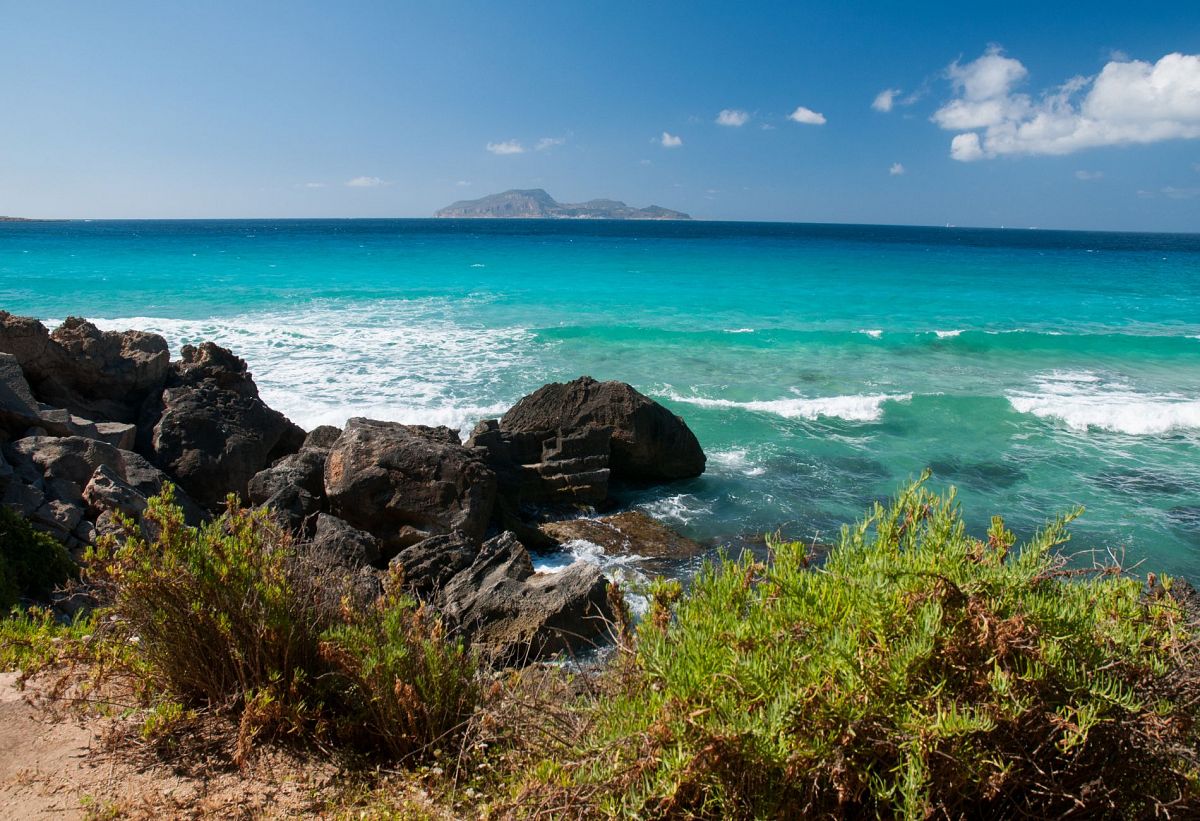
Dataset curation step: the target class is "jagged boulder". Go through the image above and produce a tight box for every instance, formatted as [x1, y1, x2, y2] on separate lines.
[540, 510, 709, 562]
[148, 342, 304, 509]
[0, 313, 170, 424]
[0, 352, 43, 436]
[247, 448, 327, 506]
[2, 435, 201, 545]
[440, 532, 613, 663]
[324, 418, 496, 557]
[309, 513, 381, 567]
[499, 376, 705, 482]
[389, 531, 477, 597]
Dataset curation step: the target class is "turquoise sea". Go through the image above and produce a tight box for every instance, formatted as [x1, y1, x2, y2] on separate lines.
[3, 219, 1199, 578]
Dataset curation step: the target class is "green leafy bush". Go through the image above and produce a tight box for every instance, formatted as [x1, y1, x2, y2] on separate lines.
[0, 504, 75, 608]
[544, 476, 1200, 818]
[88, 486, 481, 763]
[321, 573, 480, 760]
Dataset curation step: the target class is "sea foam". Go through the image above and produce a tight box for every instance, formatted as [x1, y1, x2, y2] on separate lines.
[663, 391, 912, 422]
[88, 301, 530, 437]
[1007, 370, 1200, 435]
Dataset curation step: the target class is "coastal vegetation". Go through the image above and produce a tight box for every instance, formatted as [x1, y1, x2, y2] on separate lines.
[5, 478, 1200, 817]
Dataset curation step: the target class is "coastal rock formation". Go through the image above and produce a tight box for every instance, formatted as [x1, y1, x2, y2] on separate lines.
[2, 435, 202, 547]
[0, 313, 170, 424]
[389, 531, 478, 597]
[324, 418, 497, 558]
[498, 376, 706, 482]
[440, 531, 613, 662]
[540, 510, 709, 562]
[309, 513, 381, 567]
[467, 419, 612, 509]
[148, 342, 305, 509]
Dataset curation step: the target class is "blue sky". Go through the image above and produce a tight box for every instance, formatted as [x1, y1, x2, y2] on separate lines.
[1, 1, 1198, 230]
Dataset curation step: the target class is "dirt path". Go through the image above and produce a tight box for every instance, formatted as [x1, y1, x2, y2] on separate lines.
[0, 672, 344, 819]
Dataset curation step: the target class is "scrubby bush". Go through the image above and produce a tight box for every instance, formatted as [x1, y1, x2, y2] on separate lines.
[88, 487, 482, 763]
[538, 476, 1200, 818]
[0, 504, 75, 608]
[321, 573, 480, 760]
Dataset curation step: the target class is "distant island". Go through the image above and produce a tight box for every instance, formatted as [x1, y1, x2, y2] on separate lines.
[435, 189, 691, 220]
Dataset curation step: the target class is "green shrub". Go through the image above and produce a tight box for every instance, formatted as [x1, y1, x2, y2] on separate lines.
[89, 486, 482, 764]
[321, 571, 481, 761]
[0, 504, 75, 608]
[544, 475, 1200, 818]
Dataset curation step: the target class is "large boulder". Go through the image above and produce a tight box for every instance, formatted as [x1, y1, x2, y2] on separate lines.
[440, 532, 613, 663]
[309, 513, 381, 567]
[148, 342, 304, 509]
[0, 313, 170, 424]
[324, 418, 496, 557]
[0, 352, 44, 436]
[499, 377, 705, 482]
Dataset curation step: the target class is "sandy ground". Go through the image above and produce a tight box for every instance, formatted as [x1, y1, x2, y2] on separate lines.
[0, 672, 343, 819]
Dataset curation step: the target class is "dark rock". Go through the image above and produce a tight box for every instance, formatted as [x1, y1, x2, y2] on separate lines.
[440, 531, 613, 663]
[540, 510, 708, 562]
[83, 464, 148, 519]
[3, 481, 45, 519]
[261, 484, 320, 532]
[310, 513, 381, 566]
[0, 313, 170, 424]
[5, 435, 203, 530]
[499, 376, 705, 482]
[148, 342, 304, 509]
[248, 448, 327, 506]
[324, 418, 496, 556]
[303, 425, 342, 451]
[0, 352, 43, 435]
[32, 498, 85, 540]
[467, 419, 611, 510]
[389, 531, 477, 596]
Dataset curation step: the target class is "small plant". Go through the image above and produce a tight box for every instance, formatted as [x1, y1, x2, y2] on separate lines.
[321, 568, 481, 761]
[0, 504, 75, 608]
[535, 475, 1200, 818]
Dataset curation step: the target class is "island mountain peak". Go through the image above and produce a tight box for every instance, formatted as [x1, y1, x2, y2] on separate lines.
[435, 189, 690, 220]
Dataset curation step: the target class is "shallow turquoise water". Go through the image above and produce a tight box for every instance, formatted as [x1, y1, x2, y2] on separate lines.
[3, 219, 1199, 577]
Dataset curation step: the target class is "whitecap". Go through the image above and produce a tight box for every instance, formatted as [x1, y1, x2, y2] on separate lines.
[662, 390, 912, 422]
[723, 328, 755, 334]
[857, 329, 883, 339]
[87, 302, 531, 437]
[639, 493, 713, 526]
[709, 448, 767, 477]
[1007, 370, 1200, 435]
[934, 329, 963, 338]
[531, 539, 651, 617]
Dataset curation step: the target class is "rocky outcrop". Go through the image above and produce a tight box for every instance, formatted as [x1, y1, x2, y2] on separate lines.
[499, 377, 705, 482]
[325, 418, 496, 558]
[0, 313, 170, 424]
[540, 510, 708, 562]
[148, 342, 304, 509]
[2, 435, 202, 547]
[467, 420, 611, 509]
[389, 531, 478, 597]
[440, 532, 613, 662]
[309, 513, 381, 567]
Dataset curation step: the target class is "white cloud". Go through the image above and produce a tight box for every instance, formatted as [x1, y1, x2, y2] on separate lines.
[345, 176, 386, 187]
[298, 182, 327, 189]
[788, 106, 826, 125]
[889, 162, 906, 176]
[1075, 170, 1104, 180]
[639, 159, 653, 166]
[760, 122, 776, 130]
[934, 49, 1200, 161]
[486, 140, 525, 155]
[716, 108, 750, 126]
[873, 89, 901, 112]
[950, 132, 984, 161]
[535, 136, 566, 151]
[1163, 186, 1200, 199]
[660, 131, 683, 147]
[455, 180, 471, 187]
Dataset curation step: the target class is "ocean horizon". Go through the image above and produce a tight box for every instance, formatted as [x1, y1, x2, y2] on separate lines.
[4, 217, 1199, 579]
